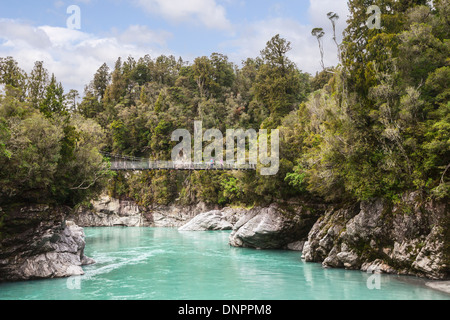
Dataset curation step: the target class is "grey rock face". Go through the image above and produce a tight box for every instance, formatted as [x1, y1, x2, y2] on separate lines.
[361, 259, 396, 274]
[302, 192, 449, 280]
[412, 226, 447, 279]
[178, 209, 245, 231]
[152, 202, 214, 228]
[425, 281, 450, 294]
[73, 197, 220, 229]
[229, 203, 323, 250]
[0, 205, 94, 282]
[286, 241, 306, 251]
[71, 195, 152, 227]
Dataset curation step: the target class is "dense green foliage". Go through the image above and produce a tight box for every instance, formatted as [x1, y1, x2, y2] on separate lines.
[301, 0, 450, 201]
[0, 58, 110, 206]
[0, 0, 448, 208]
[73, 35, 313, 206]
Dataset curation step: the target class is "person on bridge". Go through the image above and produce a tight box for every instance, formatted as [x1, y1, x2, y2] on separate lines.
[210, 158, 214, 170]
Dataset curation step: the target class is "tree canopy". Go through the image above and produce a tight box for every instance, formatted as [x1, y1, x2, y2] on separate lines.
[0, 0, 448, 208]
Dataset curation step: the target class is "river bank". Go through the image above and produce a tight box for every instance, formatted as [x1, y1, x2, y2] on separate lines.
[69, 193, 449, 282]
[1, 192, 448, 289]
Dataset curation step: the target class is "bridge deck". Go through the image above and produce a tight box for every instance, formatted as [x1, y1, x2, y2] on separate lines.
[109, 161, 256, 171]
[103, 152, 256, 171]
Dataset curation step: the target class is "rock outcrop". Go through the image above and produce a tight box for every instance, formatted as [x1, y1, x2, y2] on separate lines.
[178, 208, 247, 231]
[229, 203, 324, 250]
[302, 192, 449, 280]
[151, 202, 214, 228]
[72, 196, 217, 228]
[0, 205, 94, 282]
[70, 195, 153, 227]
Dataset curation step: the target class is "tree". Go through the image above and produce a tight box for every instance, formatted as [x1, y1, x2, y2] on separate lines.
[311, 69, 333, 91]
[65, 89, 80, 112]
[190, 53, 235, 100]
[78, 86, 102, 119]
[27, 61, 49, 109]
[398, 22, 448, 86]
[341, 0, 429, 96]
[327, 12, 341, 61]
[260, 34, 292, 74]
[107, 58, 126, 103]
[0, 112, 63, 201]
[93, 63, 111, 101]
[253, 35, 308, 127]
[290, 0, 449, 202]
[311, 28, 326, 70]
[0, 90, 109, 206]
[153, 55, 180, 86]
[192, 56, 216, 98]
[132, 56, 151, 86]
[0, 57, 26, 90]
[40, 74, 66, 118]
[110, 119, 131, 154]
[54, 114, 110, 205]
[209, 53, 235, 98]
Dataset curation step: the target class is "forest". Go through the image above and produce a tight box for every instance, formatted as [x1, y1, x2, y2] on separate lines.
[0, 0, 448, 211]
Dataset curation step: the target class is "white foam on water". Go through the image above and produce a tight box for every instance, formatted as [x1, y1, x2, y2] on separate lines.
[84, 248, 166, 278]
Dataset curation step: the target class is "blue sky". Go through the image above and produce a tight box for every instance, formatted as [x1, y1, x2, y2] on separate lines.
[0, 0, 349, 92]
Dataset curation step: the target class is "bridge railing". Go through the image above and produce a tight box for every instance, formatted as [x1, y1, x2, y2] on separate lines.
[102, 152, 256, 171]
[109, 160, 256, 171]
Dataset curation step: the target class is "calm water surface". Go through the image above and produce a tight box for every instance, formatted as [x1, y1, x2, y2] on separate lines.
[0, 227, 448, 300]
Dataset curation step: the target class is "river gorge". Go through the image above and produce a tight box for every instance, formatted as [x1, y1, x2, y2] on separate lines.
[0, 227, 449, 300]
[0, 194, 449, 300]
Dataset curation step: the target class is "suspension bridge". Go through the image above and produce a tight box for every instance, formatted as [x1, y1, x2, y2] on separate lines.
[102, 152, 257, 172]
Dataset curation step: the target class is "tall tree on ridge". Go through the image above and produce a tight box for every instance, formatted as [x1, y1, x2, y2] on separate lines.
[27, 61, 49, 109]
[93, 63, 111, 102]
[311, 28, 326, 70]
[40, 74, 66, 118]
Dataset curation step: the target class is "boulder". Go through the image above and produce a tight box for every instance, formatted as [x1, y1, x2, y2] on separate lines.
[229, 203, 323, 249]
[178, 208, 247, 231]
[152, 202, 213, 228]
[179, 211, 233, 231]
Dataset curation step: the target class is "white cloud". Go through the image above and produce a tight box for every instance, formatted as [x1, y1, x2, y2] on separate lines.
[0, 19, 52, 49]
[222, 0, 350, 74]
[0, 19, 173, 93]
[117, 25, 173, 46]
[223, 18, 321, 73]
[0, 0, 351, 93]
[136, 0, 232, 31]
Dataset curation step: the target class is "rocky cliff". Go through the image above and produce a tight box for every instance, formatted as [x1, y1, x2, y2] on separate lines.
[71, 195, 216, 228]
[70, 195, 153, 227]
[302, 192, 449, 280]
[0, 205, 94, 282]
[54, 192, 450, 281]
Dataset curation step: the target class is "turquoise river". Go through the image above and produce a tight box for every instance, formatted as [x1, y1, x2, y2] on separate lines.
[0, 227, 449, 300]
